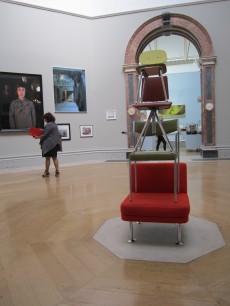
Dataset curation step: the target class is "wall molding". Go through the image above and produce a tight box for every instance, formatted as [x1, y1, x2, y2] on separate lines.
[0, 148, 128, 170]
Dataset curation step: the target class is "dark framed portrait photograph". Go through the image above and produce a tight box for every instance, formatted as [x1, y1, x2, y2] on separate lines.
[57, 123, 71, 141]
[80, 125, 93, 138]
[0, 71, 44, 131]
[53, 67, 87, 113]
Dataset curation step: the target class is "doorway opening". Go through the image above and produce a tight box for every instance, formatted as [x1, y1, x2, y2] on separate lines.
[123, 13, 216, 157]
[144, 35, 201, 151]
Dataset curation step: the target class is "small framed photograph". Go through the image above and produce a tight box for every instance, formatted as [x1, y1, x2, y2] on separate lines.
[57, 123, 71, 141]
[106, 110, 116, 120]
[80, 125, 93, 138]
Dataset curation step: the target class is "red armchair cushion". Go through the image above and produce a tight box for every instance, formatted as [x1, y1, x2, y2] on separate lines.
[121, 193, 190, 223]
[121, 162, 190, 224]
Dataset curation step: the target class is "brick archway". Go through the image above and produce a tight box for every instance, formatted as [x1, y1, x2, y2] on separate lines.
[124, 13, 216, 155]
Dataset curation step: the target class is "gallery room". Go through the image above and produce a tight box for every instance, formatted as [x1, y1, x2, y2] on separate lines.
[0, 0, 230, 305]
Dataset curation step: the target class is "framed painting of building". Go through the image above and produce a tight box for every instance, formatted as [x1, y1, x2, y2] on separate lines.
[53, 67, 87, 113]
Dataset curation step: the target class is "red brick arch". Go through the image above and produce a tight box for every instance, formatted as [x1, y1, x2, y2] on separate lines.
[124, 13, 216, 152]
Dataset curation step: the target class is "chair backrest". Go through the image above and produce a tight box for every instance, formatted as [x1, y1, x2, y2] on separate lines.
[142, 76, 169, 102]
[139, 50, 167, 65]
[134, 119, 178, 136]
[131, 162, 187, 193]
[136, 50, 169, 103]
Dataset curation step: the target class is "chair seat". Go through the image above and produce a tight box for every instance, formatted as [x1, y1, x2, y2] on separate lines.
[136, 64, 167, 76]
[121, 193, 190, 223]
[129, 151, 177, 161]
[133, 101, 172, 110]
[134, 119, 179, 136]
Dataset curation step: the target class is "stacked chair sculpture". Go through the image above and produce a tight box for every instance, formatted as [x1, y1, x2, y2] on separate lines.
[120, 50, 190, 245]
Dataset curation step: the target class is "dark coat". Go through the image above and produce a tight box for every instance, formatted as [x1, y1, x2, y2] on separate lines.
[39, 122, 62, 156]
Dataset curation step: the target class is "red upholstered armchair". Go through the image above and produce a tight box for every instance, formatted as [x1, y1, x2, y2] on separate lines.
[120, 162, 190, 245]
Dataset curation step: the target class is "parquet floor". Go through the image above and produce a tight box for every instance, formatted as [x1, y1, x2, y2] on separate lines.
[0, 151, 230, 306]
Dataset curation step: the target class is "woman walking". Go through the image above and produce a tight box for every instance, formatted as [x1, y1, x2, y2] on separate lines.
[35, 112, 62, 177]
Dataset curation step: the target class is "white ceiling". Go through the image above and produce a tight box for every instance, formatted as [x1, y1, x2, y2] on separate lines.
[11, 0, 211, 17]
[4, 0, 204, 65]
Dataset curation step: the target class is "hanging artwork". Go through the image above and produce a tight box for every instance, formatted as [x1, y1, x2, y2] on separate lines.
[80, 125, 93, 138]
[53, 67, 87, 113]
[0, 71, 44, 131]
[158, 105, 186, 119]
[106, 110, 116, 120]
[57, 123, 71, 141]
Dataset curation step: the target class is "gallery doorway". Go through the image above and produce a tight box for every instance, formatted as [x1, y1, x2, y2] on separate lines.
[123, 13, 216, 157]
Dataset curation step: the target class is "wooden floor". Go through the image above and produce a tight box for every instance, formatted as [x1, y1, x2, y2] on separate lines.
[0, 151, 230, 306]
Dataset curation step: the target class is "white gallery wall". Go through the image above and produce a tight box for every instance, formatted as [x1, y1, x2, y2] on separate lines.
[0, 0, 230, 169]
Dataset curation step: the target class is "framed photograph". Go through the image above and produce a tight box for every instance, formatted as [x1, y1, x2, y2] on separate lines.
[80, 125, 93, 138]
[106, 110, 116, 120]
[53, 67, 87, 113]
[158, 105, 186, 119]
[0, 71, 44, 131]
[57, 123, 71, 141]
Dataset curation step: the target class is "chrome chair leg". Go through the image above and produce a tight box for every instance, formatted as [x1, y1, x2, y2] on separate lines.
[176, 223, 183, 246]
[128, 222, 136, 242]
